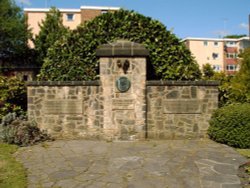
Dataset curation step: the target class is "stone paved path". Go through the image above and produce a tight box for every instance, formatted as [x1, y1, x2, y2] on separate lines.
[15, 139, 248, 188]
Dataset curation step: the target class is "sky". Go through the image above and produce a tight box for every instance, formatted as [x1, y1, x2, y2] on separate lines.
[15, 0, 250, 39]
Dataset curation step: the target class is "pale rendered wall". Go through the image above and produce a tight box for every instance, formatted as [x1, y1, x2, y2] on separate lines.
[188, 40, 224, 71]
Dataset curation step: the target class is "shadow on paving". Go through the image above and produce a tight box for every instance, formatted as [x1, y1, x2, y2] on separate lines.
[15, 139, 248, 188]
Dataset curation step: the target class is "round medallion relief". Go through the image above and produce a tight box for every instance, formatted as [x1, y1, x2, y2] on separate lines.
[116, 76, 131, 92]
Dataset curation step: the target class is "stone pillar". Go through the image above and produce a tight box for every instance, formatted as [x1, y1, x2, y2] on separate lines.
[96, 40, 149, 140]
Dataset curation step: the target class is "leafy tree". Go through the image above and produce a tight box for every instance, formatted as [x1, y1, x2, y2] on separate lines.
[0, 0, 30, 61]
[210, 72, 232, 107]
[202, 63, 215, 79]
[223, 34, 247, 39]
[38, 9, 201, 81]
[228, 47, 250, 103]
[34, 7, 69, 66]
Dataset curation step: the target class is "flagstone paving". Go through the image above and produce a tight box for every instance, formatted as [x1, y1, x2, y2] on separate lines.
[15, 139, 248, 188]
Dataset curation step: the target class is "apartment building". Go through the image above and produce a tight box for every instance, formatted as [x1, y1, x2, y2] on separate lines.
[183, 37, 250, 74]
[24, 6, 120, 38]
[1, 6, 120, 81]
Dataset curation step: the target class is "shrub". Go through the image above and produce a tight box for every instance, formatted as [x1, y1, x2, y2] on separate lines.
[0, 76, 27, 122]
[208, 103, 250, 148]
[38, 9, 201, 81]
[0, 113, 52, 146]
[202, 63, 215, 79]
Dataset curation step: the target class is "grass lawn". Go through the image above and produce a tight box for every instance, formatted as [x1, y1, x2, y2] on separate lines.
[237, 149, 250, 174]
[0, 143, 27, 188]
[237, 149, 250, 159]
[237, 148, 250, 188]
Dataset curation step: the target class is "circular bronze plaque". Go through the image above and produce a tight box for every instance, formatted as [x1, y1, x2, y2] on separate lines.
[116, 76, 131, 92]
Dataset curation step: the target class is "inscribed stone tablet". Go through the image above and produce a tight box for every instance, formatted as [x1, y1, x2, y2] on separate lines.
[112, 99, 134, 110]
[44, 100, 82, 114]
[163, 99, 201, 114]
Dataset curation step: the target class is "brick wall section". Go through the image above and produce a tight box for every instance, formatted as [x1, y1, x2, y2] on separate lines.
[81, 9, 101, 23]
[147, 81, 219, 139]
[27, 81, 104, 139]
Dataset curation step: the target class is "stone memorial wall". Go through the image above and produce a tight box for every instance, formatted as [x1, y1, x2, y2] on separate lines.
[27, 81, 103, 139]
[147, 81, 219, 139]
[27, 40, 219, 140]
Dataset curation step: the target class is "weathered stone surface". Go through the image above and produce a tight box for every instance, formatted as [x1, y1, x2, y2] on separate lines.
[147, 84, 218, 139]
[96, 40, 149, 57]
[166, 90, 179, 99]
[44, 100, 82, 114]
[15, 140, 247, 188]
[163, 99, 201, 114]
[100, 54, 147, 140]
[27, 85, 102, 139]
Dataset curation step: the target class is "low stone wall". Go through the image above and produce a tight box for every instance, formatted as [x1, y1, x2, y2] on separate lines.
[27, 81, 104, 139]
[146, 81, 219, 139]
[27, 80, 219, 140]
[26, 41, 219, 140]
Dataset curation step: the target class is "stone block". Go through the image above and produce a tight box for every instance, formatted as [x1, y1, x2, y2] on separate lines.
[193, 124, 199, 132]
[191, 86, 197, 98]
[47, 95, 55, 99]
[28, 97, 33, 104]
[37, 88, 45, 93]
[53, 126, 62, 132]
[66, 123, 76, 129]
[123, 120, 135, 125]
[28, 88, 36, 96]
[66, 116, 83, 121]
[166, 91, 179, 99]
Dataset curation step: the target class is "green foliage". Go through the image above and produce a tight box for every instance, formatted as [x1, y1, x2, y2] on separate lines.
[0, 113, 53, 146]
[223, 34, 247, 39]
[0, 0, 31, 60]
[209, 72, 232, 107]
[38, 9, 201, 81]
[202, 63, 215, 79]
[208, 103, 250, 149]
[0, 76, 27, 122]
[219, 48, 250, 104]
[34, 7, 69, 66]
[0, 143, 27, 188]
[226, 48, 250, 103]
[208, 48, 250, 106]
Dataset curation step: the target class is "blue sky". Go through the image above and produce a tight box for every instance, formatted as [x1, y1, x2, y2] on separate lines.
[15, 0, 249, 39]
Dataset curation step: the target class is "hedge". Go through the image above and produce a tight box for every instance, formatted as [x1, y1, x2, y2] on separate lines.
[208, 103, 250, 148]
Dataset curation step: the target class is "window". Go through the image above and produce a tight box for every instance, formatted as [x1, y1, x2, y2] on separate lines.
[226, 53, 237, 59]
[213, 65, 221, 71]
[66, 14, 74, 21]
[226, 64, 237, 71]
[226, 41, 236, 47]
[23, 75, 28, 81]
[212, 53, 219, 60]
[203, 41, 208, 46]
[101, 10, 108, 14]
[214, 42, 218, 46]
